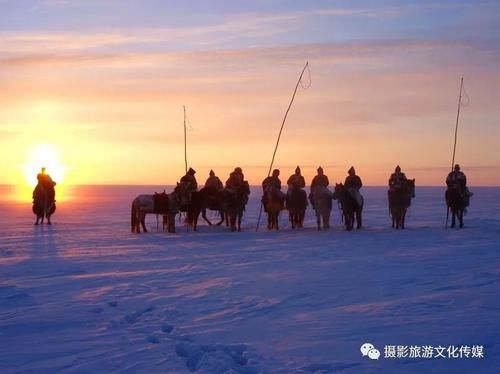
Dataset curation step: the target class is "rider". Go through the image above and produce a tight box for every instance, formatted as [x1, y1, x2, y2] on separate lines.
[262, 169, 285, 209]
[388, 165, 407, 190]
[309, 166, 330, 208]
[180, 167, 198, 192]
[204, 169, 223, 191]
[344, 166, 363, 207]
[388, 165, 408, 208]
[286, 166, 306, 207]
[446, 164, 471, 206]
[311, 166, 329, 189]
[36, 167, 56, 202]
[226, 167, 251, 203]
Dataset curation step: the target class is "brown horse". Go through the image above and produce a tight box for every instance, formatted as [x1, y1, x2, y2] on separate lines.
[263, 185, 285, 230]
[32, 185, 56, 225]
[388, 179, 415, 229]
[286, 188, 307, 229]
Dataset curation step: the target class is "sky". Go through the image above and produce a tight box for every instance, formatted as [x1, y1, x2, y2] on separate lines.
[1, 0, 499, 189]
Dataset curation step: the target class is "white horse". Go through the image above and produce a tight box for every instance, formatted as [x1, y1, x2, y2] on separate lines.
[310, 185, 333, 230]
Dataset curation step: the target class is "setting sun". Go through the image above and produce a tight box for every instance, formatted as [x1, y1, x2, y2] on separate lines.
[23, 144, 66, 186]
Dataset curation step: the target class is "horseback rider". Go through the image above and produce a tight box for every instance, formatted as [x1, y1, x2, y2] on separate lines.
[388, 165, 407, 190]
[262, 169, 285, 209]
[180, 167, 198, 192]
[287, 166, 306, 191]
[311, 166, 329, 189]
[205, 169, 223, 191]
[446, 164, 471, 206]
[35, 167, 56, 202]
[344, 166, 363, 207]
[226, 167, 250, 200]
[286, 166, 306, 208]
[388, 165, 410, 209]
[310, 166, 330, 208]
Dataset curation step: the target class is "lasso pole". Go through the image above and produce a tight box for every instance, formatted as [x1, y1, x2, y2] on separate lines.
[256, 61, 309, 232]
[446, 77, 464, 228]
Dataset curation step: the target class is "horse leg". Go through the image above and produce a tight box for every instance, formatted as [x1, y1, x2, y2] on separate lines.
[238, 211, 242, 232]
[275, 213, 279, 230]
[459, 209, 464, 228]
[141, 213, 148, 233]
[316, 212, 321, 231]
[170, 213, 176, 233]
[402, 210, 406, 229]
[451, 208, 456, 228]
[216, 210, 224, 226]
[290, 212, 295, 229]
[202, 207, 212, 226]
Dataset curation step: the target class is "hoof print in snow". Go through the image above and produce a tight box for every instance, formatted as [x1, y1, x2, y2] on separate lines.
[161, 323, 174, 333]
[176, 342, 251, 372]
[123, 305, 154, 324]
[147, 335, 160, 344]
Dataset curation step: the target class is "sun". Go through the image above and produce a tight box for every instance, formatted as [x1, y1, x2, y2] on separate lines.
[23, 144, 67, 187]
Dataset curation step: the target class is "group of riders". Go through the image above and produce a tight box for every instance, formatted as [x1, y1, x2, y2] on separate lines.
[34, 163, 471, 227]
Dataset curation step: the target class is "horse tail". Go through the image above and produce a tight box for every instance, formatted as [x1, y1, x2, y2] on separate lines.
[131, 199, 137, 232]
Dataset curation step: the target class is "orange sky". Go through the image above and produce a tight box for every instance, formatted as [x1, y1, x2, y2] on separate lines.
[1, 1, 499, 189]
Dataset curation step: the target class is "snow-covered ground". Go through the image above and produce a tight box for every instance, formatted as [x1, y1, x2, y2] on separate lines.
[1, 185, 499, 373]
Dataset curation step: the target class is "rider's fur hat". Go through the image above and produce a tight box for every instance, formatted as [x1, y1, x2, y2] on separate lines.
[188, 167, 196, 174]
[395, 165, 401, 172]
[295, 166, 301, 173]
[454, 164, 460, 171]
[348, 166, 355, 174]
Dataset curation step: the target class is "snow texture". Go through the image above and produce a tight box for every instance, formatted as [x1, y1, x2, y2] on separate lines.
[1, 185, 499, 373]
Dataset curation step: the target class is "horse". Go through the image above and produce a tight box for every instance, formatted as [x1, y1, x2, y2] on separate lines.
[186, 186, 225, 231]
[309, 185, 333, 230]
[388, 179, 415, 229]
[221, 186, 250, 232]
[263, 186, 285, 230]
[131, 185, 188, 233]
[446, 186, 466, 228]
[32, 185, 56, 225]
[333, 183, 363, 231]
[286, 188, 307, 229]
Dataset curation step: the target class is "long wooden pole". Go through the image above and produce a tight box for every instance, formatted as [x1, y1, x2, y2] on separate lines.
[446, 77, 464, 228]
[256, 61, 309, 232]
[451, 77, 464, 172]
[184, 105, 187, 174]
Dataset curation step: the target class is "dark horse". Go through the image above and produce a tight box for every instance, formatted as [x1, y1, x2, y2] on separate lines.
[32, 185, 56, 225]
[333, 183, 363, 231]
[388, 179, 415, 229]
[446, 186, 466, 228]
[286, 188, 307, 229]
[222, 186, 250, 232]
[263, 186, 285, 230]
[185, 186, 226, 231]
